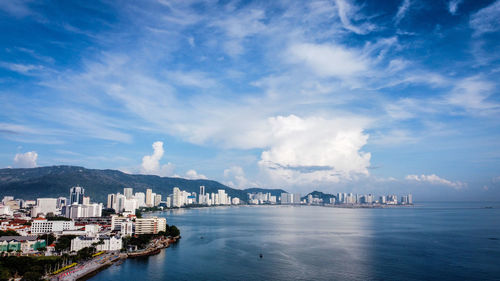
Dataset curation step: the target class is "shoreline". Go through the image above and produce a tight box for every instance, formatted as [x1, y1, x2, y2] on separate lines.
[51, 236, 180, 281]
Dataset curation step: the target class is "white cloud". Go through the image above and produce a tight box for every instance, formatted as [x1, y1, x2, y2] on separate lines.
[13, 151, 38, 168]
[405, 174, 466, 189]
[394, 0, 411, 25]
[334, 0, 375, 34]
[470, 0, 500, 36]
[140, 141, 175, 176]
[448, 0, 462, 15]
[224, 166, 256, 189]
[288, 43, 368, 78]
[258, 115, 371, 185]
[166, 70, 217, 88]
[446, 77, 497, 114]
[185, 169, 207, 179]
[0, 62, 43, 74]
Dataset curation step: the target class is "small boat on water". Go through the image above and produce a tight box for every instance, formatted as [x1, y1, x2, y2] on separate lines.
[259, 253, 263, 258]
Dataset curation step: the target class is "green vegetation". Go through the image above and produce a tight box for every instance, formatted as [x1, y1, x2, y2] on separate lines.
[169, 225, 180, 237]
[54, 235, 77, 252]
[0, 256, 62, 281]
[102, 208, 116, 217]
[0, 230, 19, 236]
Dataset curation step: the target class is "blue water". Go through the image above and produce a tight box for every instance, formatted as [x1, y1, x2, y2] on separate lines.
[90, 202, 500, 280]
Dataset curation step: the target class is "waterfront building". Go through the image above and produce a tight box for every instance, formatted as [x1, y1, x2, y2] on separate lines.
[280, 193, 292, 204]
[135, 217, 167, 234]
[70, 186, 85, 204]
[173, 187, 181, 207]
[82, 196, 90, 205]
[154, 194, 162, 206]
[292, 193, 301, 204]
[71, 235, 122, 252]
[232, 197, 240, 205]
[31, 218, 75, 234]
[380, 196, 387, 204]
[408, 194, 413, 204]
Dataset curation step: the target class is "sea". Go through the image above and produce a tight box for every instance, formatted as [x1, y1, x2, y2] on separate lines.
[89, 202, 500, 281]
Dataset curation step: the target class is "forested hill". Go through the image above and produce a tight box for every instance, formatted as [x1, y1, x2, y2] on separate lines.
[0, 166, 287, 203]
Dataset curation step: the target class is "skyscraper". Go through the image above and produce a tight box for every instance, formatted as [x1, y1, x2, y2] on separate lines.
[146, 188, 153, 207]
[124, 188, 133, 199]
[70, 186, 85, 204]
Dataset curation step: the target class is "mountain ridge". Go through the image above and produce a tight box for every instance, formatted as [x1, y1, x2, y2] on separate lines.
[0, 165, 288, 203]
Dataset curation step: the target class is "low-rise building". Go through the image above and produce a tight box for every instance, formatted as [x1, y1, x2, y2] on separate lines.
[0, 236, 46, 252]
[30, 218, 75, 234]
[70, 235, 122, 252]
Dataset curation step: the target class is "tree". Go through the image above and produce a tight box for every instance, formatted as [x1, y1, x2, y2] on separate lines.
[55, 235, 77, 252]
[135, 209, 143, 218]
[169, 225, 180, 237]
[21, 271, 42, 281]
[0, 230, 19, 236]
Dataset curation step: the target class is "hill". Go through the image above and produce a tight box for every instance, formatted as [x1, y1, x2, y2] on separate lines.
[0, 166, 287, 203]
[302, 191, 336, 203]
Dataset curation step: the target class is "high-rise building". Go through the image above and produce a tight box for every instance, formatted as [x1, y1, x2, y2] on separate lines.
[124, 188, 133, 199]
[408, 194, 413, 204]
[57, 197, 67, 209]
[82, 196, 90, 205]
[31, 198, 58, 217]
[154, 194, 162, 206]
[107, 194, 116, 209]
[146, 189, 153, 207]
[173, 187, 182, 207]
[70, 186, 85, 204]
[134, 192, 146, 207]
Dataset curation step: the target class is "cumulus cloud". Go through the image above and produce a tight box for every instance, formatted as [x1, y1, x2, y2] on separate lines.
[224, 166, 256, 189]
[470, 0, 500, 36]
[140, 141, 175, 176]
[258, 115, 371, 185]
[405, 174, 466, 189]
[185, 169, 207, 179]
[13, 151, 38, 168]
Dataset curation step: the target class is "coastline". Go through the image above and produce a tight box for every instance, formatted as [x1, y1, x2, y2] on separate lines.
[51, 236, 180, 281]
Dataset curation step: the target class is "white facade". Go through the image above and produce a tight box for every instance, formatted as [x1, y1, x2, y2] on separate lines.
[135, 217, 167, 234]
[71, 235, 122, 252]
[31, 198, 58, 217]
[31, 219, 75, 234]
[67, 203, 102, 219]
[134, 192, 146, 207]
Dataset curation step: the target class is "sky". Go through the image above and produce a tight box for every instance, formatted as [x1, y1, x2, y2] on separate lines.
[0, 0, 499, 201]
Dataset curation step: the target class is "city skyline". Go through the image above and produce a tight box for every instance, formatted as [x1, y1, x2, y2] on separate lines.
[1, 1, 500, 201]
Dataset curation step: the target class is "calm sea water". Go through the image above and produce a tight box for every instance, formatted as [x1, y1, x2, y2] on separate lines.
[90, 202, 500, 281]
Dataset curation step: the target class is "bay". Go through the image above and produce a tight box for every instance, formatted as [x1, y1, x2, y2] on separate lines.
[89, 202, 500, 281]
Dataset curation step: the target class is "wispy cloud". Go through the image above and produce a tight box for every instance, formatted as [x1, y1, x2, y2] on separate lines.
[406, 174, 466, 190]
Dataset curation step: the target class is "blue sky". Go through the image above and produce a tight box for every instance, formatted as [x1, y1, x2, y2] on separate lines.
[1, 0, 499, 200]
